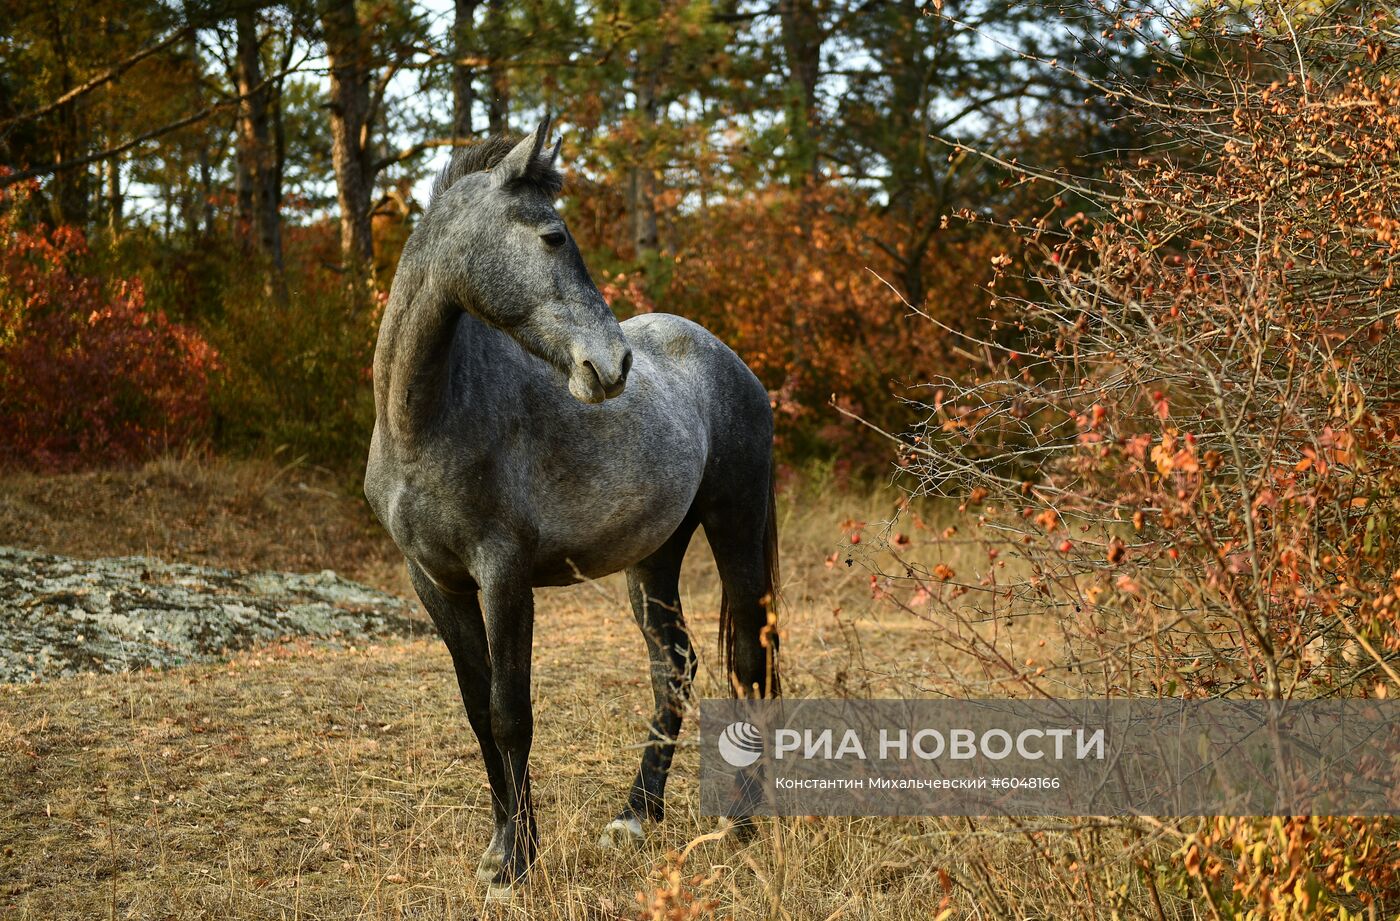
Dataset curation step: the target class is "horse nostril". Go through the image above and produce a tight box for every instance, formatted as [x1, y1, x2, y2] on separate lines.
[579, 352, 627, 399]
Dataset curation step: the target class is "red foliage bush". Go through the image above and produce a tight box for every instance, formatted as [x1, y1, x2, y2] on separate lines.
[0, 181, 217, 469]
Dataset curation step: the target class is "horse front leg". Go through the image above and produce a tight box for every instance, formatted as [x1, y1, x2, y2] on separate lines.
[480, 570, 538, 894]
[405, 564, 511, 881]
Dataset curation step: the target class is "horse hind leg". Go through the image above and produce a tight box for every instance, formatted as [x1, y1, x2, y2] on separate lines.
[704, 467, 781, 699]
[700, 465, 780, 840]
[599, 515, 699, 849]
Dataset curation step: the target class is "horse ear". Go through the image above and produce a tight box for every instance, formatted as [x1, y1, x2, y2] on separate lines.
[494, 116, 551, 185]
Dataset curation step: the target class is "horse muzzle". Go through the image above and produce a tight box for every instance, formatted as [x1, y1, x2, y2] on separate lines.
[568, 341, 632, 404]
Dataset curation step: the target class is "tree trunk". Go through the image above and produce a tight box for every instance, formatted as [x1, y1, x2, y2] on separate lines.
[627, 59, 661, 256]
[234, 143, 251, 229]
[162, 177, 173, 240]
[48, 9, 91, 227]
[886, 0, 927, 306]
[321, 0, 375, 276]
[484, 0, 510, 133]
[104, 154, 123, 237]
[778, 0, 822, 181]
[452, 0, 481, 140]
[627, 166, 659, 256]
[197, 147, 213, 238]
[233, 8, 283, 271]
[272, 36, 291, 230]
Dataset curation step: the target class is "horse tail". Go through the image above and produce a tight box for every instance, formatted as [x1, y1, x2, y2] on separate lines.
[762, 462, 782, 697]
[719, 460, 781, 698]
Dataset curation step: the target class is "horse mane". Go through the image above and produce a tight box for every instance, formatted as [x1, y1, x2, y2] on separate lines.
[427, 135, 564, 210]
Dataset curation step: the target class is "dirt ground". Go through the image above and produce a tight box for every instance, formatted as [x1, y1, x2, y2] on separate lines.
[0, 457, 1163, 920]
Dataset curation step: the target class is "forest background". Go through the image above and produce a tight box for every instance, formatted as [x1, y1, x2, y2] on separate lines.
[0, 0, 1122, 476]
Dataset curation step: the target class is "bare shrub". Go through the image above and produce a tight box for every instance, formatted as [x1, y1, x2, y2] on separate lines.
[857, 5, 1400, 916]
[904, 4, 1400, 702]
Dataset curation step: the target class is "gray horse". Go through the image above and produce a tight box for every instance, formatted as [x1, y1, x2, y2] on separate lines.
[364, 118, 780, 894]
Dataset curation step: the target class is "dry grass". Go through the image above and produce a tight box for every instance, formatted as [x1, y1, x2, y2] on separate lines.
[0, 458, 1174, 920]
[0, 453, 410, 593]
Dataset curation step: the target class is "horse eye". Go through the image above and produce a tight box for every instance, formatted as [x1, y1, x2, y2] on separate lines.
[541, 230, 567, 247]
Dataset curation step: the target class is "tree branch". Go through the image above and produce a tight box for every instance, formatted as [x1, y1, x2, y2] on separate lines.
[373, 137, 478, 175]
[0, 62, 303, 188]
[1, 24, 195, 128]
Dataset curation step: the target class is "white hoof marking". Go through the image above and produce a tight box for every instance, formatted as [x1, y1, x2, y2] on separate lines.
[596, 816, 645, 849]
[485, 882, 515, 902]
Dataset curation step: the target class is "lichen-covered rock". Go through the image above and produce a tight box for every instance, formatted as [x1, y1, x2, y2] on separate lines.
[0, 547, 428, 683]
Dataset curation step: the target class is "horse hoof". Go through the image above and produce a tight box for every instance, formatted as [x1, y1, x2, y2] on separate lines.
[484, 882, 515, 903]
[596, 816, 644, 849]
[475, 850, 504, 882]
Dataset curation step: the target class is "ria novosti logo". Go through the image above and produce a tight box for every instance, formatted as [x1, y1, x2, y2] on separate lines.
[716, 720, 1107, 767]
[717, 720, 763, 767]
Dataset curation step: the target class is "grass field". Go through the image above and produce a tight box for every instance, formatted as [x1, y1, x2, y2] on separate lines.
[0, 458, 1179, 920]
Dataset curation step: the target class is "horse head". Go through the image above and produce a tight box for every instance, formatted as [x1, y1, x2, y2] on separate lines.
[426, 117, 631, 403]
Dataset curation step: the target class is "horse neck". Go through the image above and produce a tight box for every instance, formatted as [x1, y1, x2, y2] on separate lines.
[373, 265, 468, 449]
